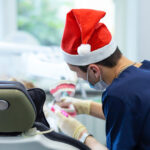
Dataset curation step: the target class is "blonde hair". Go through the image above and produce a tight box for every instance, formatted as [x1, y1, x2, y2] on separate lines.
[8, 78, 36, 89]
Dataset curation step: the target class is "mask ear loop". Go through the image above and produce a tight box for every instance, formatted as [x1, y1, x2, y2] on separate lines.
[97, 65, 104, 82]
[86, 67, 89, 82]
[86, 65, 92, 83]
[99, 70, 103, 82]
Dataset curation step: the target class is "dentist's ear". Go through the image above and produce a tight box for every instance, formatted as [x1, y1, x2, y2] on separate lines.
[88, 64, 101, 79]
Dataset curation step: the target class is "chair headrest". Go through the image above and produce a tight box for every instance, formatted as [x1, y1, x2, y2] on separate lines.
[28, 88, 50, 128]
[0, 81, 36, 133]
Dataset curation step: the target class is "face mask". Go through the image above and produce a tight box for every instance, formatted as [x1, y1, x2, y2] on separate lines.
[87, 70, 108, 92]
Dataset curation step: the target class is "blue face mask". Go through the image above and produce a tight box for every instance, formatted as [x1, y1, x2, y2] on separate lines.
[87, 71, 108, 92]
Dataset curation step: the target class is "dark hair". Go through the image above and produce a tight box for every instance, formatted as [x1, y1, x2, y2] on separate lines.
[77, 47, 122, 72]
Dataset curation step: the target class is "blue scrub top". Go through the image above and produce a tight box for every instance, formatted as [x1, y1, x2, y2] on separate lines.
[140, 60, 150, 70]
[102, 60, 150, 150]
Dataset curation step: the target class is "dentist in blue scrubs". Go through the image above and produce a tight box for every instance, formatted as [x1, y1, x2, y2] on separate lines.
[55, 9, 150, 150]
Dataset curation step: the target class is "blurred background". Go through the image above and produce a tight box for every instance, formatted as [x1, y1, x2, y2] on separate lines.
[0, 0, 149, 145]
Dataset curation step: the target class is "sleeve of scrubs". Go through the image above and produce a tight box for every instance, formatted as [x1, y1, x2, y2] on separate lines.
[104, 96, 143, 150]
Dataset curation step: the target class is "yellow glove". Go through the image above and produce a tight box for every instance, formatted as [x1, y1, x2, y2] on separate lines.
[59, 97, 92, 115]
[56, 111, 88, 140]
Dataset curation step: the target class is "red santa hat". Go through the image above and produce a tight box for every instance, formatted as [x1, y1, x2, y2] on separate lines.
[61, 9, 117, 66]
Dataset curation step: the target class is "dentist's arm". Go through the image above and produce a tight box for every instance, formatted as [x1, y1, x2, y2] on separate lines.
[90, 101, 105, 119]
[85, 136, 108, 150]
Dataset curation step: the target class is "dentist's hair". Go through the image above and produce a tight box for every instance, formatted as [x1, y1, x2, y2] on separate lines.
[76, 47, 122, 72]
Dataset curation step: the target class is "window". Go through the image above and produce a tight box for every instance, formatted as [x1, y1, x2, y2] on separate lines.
[17, 0, 115, 46]
[17, 0, 75, 46]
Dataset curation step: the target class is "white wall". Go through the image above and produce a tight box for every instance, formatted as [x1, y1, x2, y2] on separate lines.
[114, 0, 139, 61]
[115, 0, 150, 62]
[138, 0, 150, 61]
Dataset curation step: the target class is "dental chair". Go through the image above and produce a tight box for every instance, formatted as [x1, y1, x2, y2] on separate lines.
[0, 81, 90, 150]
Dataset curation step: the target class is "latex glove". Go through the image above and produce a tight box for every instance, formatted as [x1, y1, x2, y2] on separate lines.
[58, 97, 92, 115]
[56, 111, 88, 140]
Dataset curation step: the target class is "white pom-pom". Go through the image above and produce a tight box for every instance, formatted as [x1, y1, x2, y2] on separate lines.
[77, 44, 91, 56]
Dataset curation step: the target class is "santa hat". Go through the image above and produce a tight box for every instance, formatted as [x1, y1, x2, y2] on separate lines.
[61, 9, 117, 66]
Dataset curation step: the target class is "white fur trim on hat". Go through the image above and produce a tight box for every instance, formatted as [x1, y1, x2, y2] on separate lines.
[61, 39, 117, 66]
[77, 44, 91, 56]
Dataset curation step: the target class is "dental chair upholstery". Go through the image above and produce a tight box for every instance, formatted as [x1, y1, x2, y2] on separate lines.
[0, 81, 90, 150]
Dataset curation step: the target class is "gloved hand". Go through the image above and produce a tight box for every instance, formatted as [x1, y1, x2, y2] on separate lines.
[58, 97, 92, 115]
[56, 111, 88, 140]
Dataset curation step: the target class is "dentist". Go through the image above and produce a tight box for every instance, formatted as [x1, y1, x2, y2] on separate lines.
[55, 9, 150, 150]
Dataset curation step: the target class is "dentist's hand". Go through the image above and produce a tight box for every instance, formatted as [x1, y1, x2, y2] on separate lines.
[56, 111, 88, 140]
[55, 111, 108, 150]
[58, 97, 92, 115]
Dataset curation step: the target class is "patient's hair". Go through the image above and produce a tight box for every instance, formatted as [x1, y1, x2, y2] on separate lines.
[76, 47, 122, 72]
[9, 78, 36, 89]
